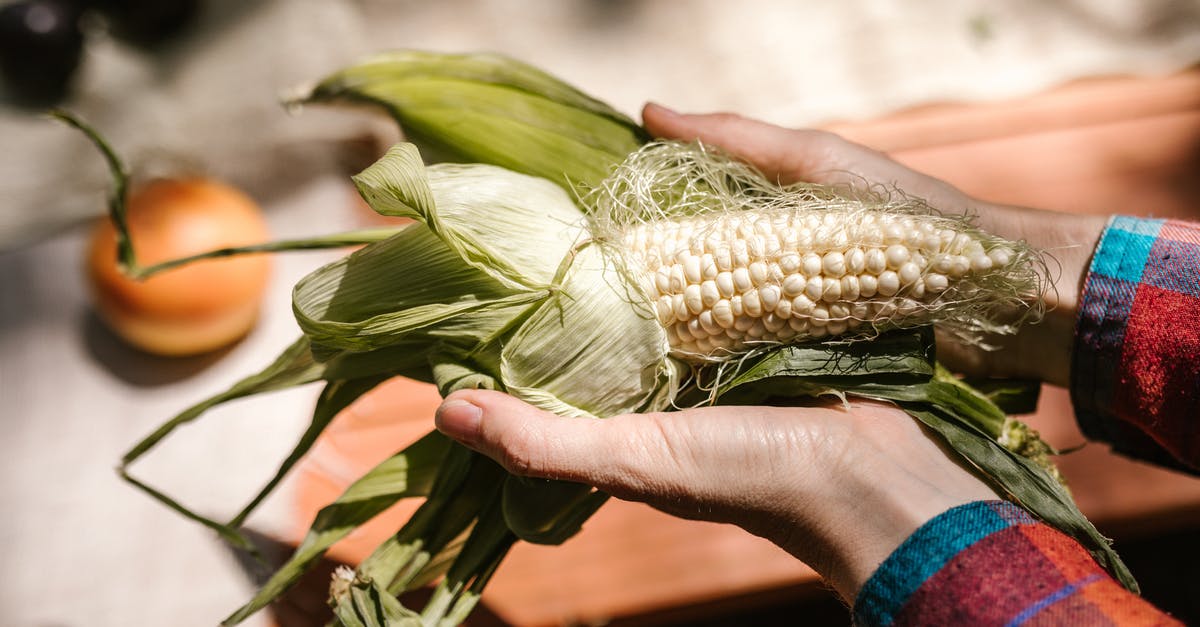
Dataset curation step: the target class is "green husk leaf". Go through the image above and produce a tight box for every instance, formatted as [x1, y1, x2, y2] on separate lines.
[708, 328, 936, 406]
[358, 448, 505, 595]
[709, 329, 1135, 591]
[49, 110, 134, 272]
[120, 334, 439, 562]
[743, 328, 935, 380]
[228, 376, 390, 528]
[223, 430, 453, 625]
[418, 480, 515, 625]
[119, 339, 324, 552]
[329, 571, 422, 627]
[352, 143, 588, 290]
[126, 228, 407, 279]
[121, 337, 320, 467]
[501, 243, 669, 419]
[962, 377, 1043, 415]
[292, 223, 545, 351]
[502, 476, 609, 545]
[298, 51, 647, 191]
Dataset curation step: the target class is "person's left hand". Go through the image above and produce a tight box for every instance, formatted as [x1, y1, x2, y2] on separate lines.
[436, 389, 1000, 602]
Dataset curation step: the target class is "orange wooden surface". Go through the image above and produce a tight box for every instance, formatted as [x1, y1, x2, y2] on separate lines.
[288, 69, 1200, 626]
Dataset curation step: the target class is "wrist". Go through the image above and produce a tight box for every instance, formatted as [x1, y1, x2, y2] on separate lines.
[761, 403, 999, 602]
[960, 201, 1107, 386]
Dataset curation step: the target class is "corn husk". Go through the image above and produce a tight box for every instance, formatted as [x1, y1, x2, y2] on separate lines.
[64, 51, 1137, 627]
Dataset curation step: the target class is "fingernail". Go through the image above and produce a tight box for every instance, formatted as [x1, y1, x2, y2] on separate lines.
[645, 101, 681, 119]
[435, 399, 483, 446]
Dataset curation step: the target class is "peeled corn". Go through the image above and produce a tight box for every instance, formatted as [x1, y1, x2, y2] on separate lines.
[622, 209, 1016, 359]
[589, 142, 1044, 363]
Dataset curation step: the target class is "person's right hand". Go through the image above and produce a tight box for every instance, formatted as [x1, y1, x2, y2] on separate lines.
[642, 104, 1108, 387]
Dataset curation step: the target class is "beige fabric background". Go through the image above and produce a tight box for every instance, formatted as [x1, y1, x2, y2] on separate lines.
[1, 1, 1197, 625]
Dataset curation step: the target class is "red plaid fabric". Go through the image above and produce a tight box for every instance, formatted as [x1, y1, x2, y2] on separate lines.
[1072, 216, 1200, 472]
[854, 501, 1180, 626]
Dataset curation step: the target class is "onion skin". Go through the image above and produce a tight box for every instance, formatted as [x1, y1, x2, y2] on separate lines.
[86, 178, 272, 356]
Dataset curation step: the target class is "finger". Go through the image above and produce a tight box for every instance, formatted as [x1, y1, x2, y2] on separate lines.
[434, 389, 661, 496]
[641, 103, 971, 210]
[648, 102, 864, 182]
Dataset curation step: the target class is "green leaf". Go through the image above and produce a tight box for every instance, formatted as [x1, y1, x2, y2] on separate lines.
[299, 51, 647, 192]
[962, 377, 1042, 415]
[329, 572, 423, 627]
[228, 376, 390, 528]
[502, 475, 608, 545]
[419, 481, 516, 626]
[128, 228, 406, 279]
[352, 143, 588, 290]
[293, 223, 546, 351]
[50, 110, 134, 272]
[119, 336, 441, 560]
[121, 337, 322, 468]
[501, 243, 671, 419]
[223, 430, 453, 625]
[358, 448, 505, 595]
[707, 329, 936, 406]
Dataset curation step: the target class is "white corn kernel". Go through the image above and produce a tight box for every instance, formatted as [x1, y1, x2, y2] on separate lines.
[845, 247, 866, 274]
[701, 253, 718, 279]
[684, 284, 704, 314]
[841, 275, 860, 300]
[865, 248, 887, 274]
[898, 261, 922, 286]
[760, 284, 782, 312]
[804, 276, 824, 302]
[885, 244, 911, 270]
[683, 255, 702, 284]
[858, 274, 878, 298]
[700, 280, 720, 307]
[822, 251, 846, 278]
[788, 291, 813, 314]
[877, 270, 900, 297]
[802, 253, 823, 277]
[821, 277, 841, 303]
[698, 310, 720, 336]
[733, 267, 753, 292]
[749, 261, 769, 286]
[924, 273, 949, 293]
[782, 273, 807, 297]
[743, 289, 763, 317]
[716, 272, 735, 298]
[775, 297, 793, 319]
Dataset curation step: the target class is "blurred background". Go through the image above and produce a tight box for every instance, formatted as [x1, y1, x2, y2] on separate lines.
[2, 0, 1199, 625]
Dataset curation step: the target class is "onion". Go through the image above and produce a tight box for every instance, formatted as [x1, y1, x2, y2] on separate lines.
[85, 177, 271, 356]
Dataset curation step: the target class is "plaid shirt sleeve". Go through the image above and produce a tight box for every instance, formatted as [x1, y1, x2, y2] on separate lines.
[852, 501, 1179, 626]
[1071, 216, 1200, 473]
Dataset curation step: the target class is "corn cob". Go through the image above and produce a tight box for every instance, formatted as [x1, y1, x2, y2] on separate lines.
[624, 209, 1014, 357]
[589, 142, 1043, 363]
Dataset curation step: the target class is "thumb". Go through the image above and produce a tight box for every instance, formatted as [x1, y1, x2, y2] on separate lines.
[434, 389, 641, 493]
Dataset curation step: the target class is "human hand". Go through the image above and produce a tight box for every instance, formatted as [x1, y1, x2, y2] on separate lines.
[641, 104, 1107, 387]
[436, 389, 999, 602]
